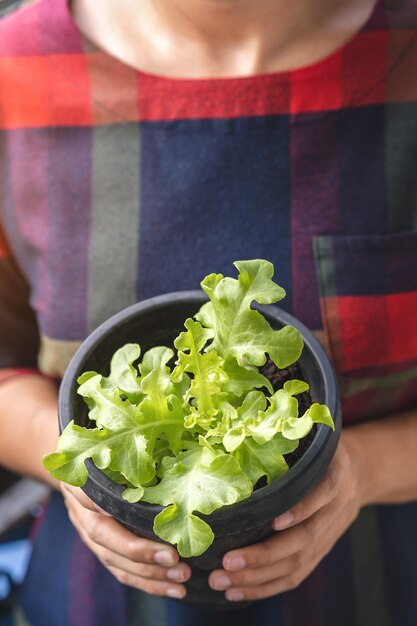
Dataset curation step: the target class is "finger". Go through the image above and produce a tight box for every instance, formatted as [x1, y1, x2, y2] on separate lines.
[68, 507, 190, 582]
[107, 566, 187, 600]
[222, 511, 321, 572]
[224, 554, 323, 602]
[220, 497, 354, 599]
[97, 548, 191, 582]
[64, 493, 180, 568]
[223, 492, 347, 573]
[225, 531, 339, 602]
[212, 506, 339, 591]
[210, 553, 298, 591]
[225, 544, 333, 603]
[272, 463, 342, 531]
[211, 544, 316, 591]
[61, 483, 107, 514]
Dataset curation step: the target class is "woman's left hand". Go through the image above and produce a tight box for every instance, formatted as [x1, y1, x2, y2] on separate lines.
[208, 432, 365, 602]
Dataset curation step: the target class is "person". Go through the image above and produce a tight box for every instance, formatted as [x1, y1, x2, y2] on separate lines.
[0, 0, 417, 624]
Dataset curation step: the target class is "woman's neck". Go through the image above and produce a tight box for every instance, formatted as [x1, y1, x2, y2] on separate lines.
[142, 0, 313, 50]
[71, 0, 377, 78]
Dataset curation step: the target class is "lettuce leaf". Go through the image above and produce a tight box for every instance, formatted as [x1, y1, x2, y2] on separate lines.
[43, 419, 154, 488]
[196, 259, 303, 368]
[233, 435, 299, 486]
[143, 447, 252, 557]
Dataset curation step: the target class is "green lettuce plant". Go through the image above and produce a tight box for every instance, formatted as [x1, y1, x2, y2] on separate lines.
[44, 260, 334, 557]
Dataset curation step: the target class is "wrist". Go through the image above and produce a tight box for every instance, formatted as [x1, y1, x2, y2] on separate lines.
[340, 427, 375, 508]
[32, 404, 61, 490]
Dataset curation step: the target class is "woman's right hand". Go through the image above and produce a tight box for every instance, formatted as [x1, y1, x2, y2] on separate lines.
[61, 483, 190, 599]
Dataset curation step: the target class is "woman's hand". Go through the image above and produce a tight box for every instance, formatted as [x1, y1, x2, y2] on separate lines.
[61, 484, 191, 599]
[208, 432, 365, 602]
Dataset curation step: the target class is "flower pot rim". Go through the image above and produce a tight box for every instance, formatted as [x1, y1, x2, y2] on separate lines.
[58, 289, 341, 522]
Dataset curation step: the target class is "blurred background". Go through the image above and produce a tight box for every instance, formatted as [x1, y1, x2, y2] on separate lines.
[0, 4, 54, 625]
[0, 0, 47, 615]
[0, 0, 26, 17]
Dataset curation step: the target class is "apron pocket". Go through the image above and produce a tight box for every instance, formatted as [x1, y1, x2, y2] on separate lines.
[313, 231, 417, 424]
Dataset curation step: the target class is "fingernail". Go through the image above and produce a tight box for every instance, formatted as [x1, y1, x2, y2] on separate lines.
[226, 589, 244, 601]
[273, 511, 294, 530]
[225, 556, 246, 571]
[166, 587, 185, 599]
[154, 550, 176, 566]
[167, 567, 188, 582]
[210, 574, 231, 590]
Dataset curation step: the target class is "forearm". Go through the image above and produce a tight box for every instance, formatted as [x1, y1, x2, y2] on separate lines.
[0, 372, 60, 488]
[343, 407, 417, 507]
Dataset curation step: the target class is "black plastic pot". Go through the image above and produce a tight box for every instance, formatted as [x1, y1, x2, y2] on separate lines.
[58, 291, 341, 610]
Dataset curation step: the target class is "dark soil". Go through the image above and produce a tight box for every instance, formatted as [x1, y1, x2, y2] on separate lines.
[259, 357, 317, 469]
